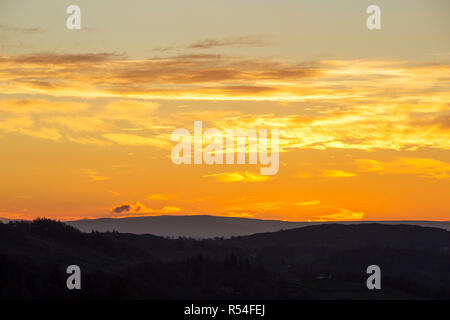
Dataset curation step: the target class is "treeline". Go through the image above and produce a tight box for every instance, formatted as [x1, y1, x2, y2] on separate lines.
[0, 219, 449, 299]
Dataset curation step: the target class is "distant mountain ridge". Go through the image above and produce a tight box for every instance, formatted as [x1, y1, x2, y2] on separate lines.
[66, 215, 450, 238]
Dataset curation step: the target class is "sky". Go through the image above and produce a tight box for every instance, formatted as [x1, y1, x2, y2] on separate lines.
[0, 0, 449, 221]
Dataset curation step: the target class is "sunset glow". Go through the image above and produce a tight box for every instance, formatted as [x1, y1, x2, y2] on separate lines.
[1, 0, 449, 222]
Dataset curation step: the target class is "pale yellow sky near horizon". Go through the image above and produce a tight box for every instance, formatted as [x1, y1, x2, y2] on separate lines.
[0, 0, 449, 221]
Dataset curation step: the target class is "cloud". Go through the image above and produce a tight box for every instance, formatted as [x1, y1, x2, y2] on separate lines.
[225, 201, 282, 213]
[0, 100, 87, 141]
[188, 35, 271, 49]
[0, 98, 171, 147]
[357, 157, 450, 179]
[112, 204, 131, 214]
[103, 100, 159, 117]
[204, 171, 270, 183]
[160, 206, 182, 213]
[85, 170, 108, 181]
[408, 111, 450, 130]
[111, 202, 182, 216]
[46, 116, 109, 133]
[0, 52, 317, 100]
[208, 107, 450, 152]
[155, 35, 271, 52]
[1, 53, 448, 105]
[0, 24, 44, 34]
[294, 200, 321, 206]
[226, 212, 255, 218]
[147, 193, 171, 200]
[102, 133, 172, 149]
[9, 52, 122, 64]
[0, 54, 449, 153]
[67, 135, 112, 146]
[100, 100, 166, 131]
[313, 208, 364, 221]
[0, 115, 62, 141]
[0, 99, 88, 114]
[321, 170, 357, 178]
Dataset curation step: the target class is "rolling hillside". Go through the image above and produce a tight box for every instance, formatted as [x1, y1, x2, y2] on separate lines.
[1, 219, 449, 299]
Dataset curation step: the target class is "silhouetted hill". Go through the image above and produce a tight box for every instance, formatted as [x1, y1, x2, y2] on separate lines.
[1, 219, 449, 299]
[224, 223, 450, 250]
[66, 215, 309, 238]
[66, 215, 450, 238]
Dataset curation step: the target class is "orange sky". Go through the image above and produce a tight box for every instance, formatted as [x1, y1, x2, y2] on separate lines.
[0, 0, 449, 221]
